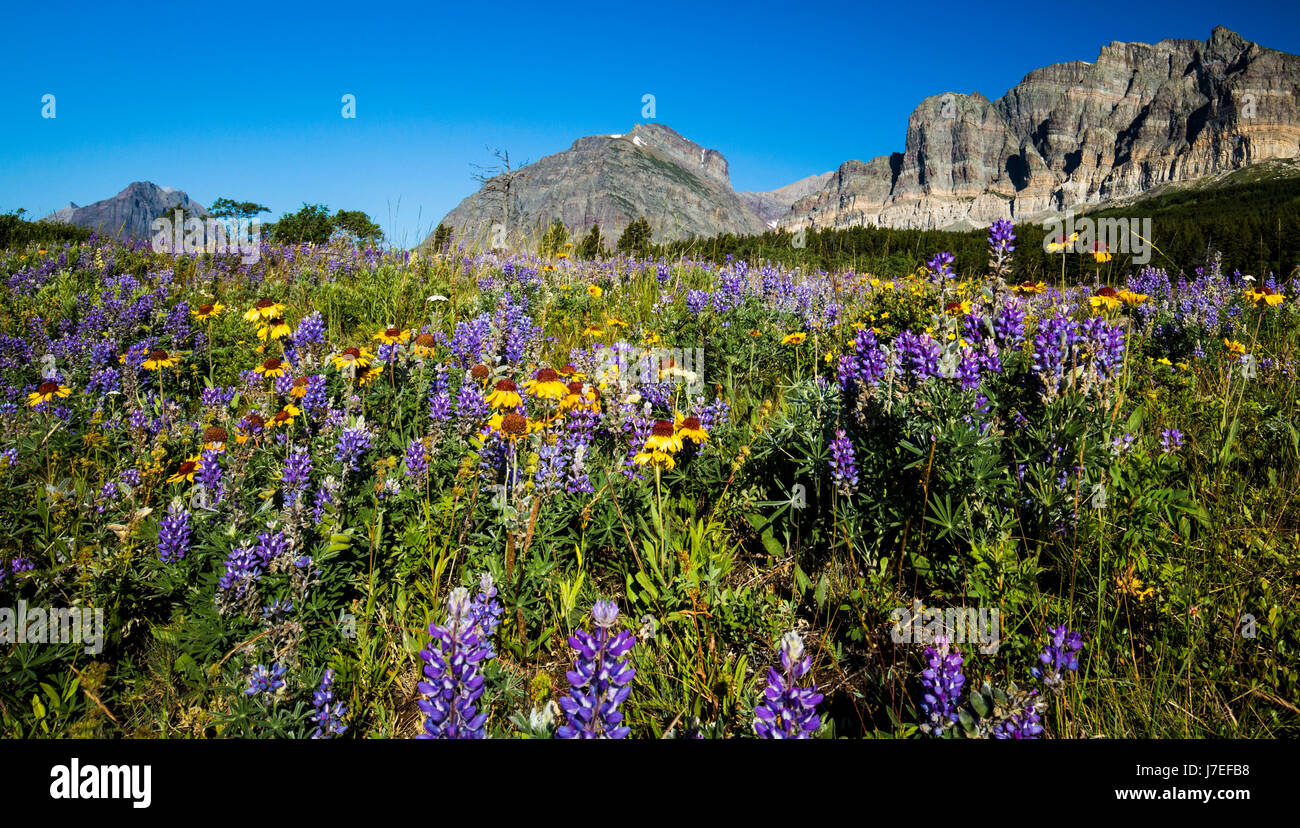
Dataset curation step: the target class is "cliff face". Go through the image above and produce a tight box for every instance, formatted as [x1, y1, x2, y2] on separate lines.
[738, 172, 835, 227]
[44, 182, 207, 239]
[430, 123, 769, 247]
[782, 27, 1300, 231]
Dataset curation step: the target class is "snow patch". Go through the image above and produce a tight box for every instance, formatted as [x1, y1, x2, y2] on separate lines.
[632, 135, 645, 147]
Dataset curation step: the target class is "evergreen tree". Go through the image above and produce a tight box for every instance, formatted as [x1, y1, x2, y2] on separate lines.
[616, 217, 653, 257]
[578, 223, 605, 260]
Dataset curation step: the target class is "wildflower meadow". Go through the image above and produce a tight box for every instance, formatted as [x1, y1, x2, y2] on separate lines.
[0, 221, 1297, 742]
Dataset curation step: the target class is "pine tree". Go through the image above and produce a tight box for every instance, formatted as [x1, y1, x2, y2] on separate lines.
[616, 217, 653, 257]
[578, 223, 604, 260]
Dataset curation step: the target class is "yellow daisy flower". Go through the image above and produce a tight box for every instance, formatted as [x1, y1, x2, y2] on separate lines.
[781, 332, 807, 345]
[485, 379, 523, 410]
[524, 368, 568, 400]
[244, 298, 285, 323]
[1089, 287, 1122, 313]
[167, 455, 202, 483]
[202, 426, 229, 452]
[143, 349, 179, 371]
[254, 357, 288, 378]
[268, 404, 301, 429]
[632, 449, 675, 470]
[373, 327, 410, 346]
[644, 420, 683, 453]
[1244, 286, 1284, 307]
[194, 302, 224, 321]
[675, 413, 708, 444]
[412, 333, 437, 359]
[331, 347, 374, 371]
[27, 381, 71, 407]
[587, 285, 603, 299]
[257, 317, 293, 342]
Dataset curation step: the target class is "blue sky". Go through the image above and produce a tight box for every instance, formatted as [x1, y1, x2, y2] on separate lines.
[2, 0, 1298, 247]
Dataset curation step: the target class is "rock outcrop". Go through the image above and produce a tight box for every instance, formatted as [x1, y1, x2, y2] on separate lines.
[782, 27, 1300, 231]
[429, 123, 769, 247]
[44, 182, 207, 239]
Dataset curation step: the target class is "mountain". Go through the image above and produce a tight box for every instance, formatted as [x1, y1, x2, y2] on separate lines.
[428, 123, 769, 247]
[44, 182, 207, 239]
[781, 27, 1300, 232]
[738, 172, 834, 227]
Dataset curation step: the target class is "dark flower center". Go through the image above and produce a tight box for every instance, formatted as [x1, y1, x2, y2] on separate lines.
[37, 381, 59, 395]
[651, 420, 674, 437]
[501, 412, 527, 435]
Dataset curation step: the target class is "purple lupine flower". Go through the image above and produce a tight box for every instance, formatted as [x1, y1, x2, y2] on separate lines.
[253, 530, 290, 568]
[246, 662, 287, 696]
[754, 630, 824, 739]
[837, 327, 888, 394]
[197, 449, 224, 505]
[1160, 429, 1184, 454]
[1111, 432, 1136, 456]
[1081, 317, 1126, 380]
[991, 692, 1044, 739]
[96, 480, 118, 514]
[685, 289, 710, 316]
[281, 449, 313, 506]
[988, 218, 1016, 255]
[467, 572, 503, 660]
[894, 330, 941, 383]
[376, 341, 401, 364]
[157, 501, 191, 563]
[200, 385, 238, 408]
[301, 374, 329, 414]
[1031, 625, 1084, 689]
[556, 600, 636, 739]
[534, 441, 566, 492]
[311, 667, 348, 739]
[405, 438, 428, 485]
[927, 251, 955, 279]
[417, 587, 491, 739]
[920, 637, 965, 737]
[334, 427, 372, 472]
[829, 429, 858, 496]
[956, 347, 983, 390]
[1033, 314, 1081, 379]
[427, 367, 451, 422]
[120, 468, 142, 489]
[456, 375, 487, 421]
[291, 311, 327, 356]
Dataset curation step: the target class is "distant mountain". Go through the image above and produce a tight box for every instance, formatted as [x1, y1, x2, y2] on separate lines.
[781, 27, 1300, 232]
[428, 123, 769, 248]
[44, 182, 207, 239]
[738, 172, 834, 227]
